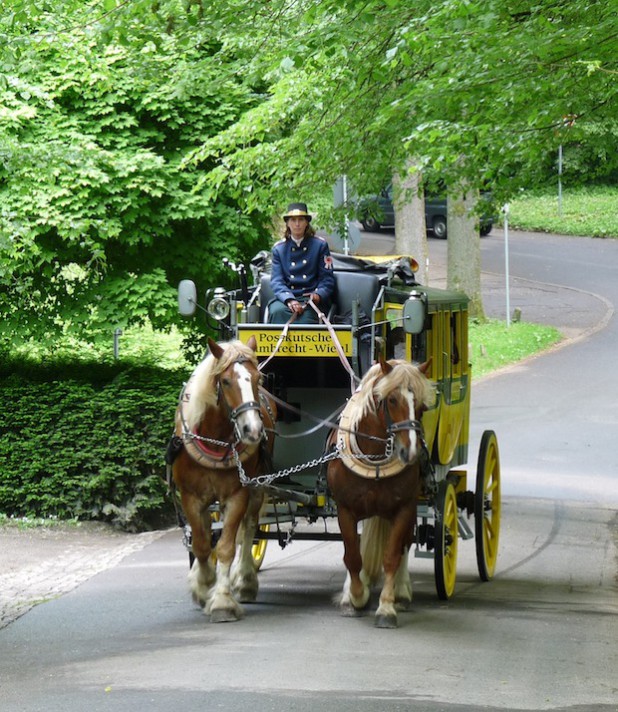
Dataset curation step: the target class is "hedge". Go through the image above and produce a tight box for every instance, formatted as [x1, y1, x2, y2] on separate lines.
[0, 361, 188, 531]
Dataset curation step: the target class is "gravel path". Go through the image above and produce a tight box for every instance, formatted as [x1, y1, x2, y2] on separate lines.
[0, 523, 167, 628]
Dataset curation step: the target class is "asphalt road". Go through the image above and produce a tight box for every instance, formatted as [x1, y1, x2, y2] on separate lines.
[1, 229, 617, 712]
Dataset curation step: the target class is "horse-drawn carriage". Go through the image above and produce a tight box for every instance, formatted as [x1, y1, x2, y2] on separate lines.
[169, 250, 500, 627]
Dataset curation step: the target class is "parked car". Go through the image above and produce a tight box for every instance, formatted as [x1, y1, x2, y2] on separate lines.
[357, 185, 493, 238]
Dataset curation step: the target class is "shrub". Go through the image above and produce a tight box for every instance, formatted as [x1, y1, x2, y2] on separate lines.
[0, 361, 188, 531]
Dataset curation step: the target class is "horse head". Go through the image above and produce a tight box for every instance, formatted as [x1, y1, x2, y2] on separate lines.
[376, 356, 432, 466]
[207, 336, 265, 446]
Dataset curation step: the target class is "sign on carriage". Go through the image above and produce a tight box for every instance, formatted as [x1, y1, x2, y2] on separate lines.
[238, 327, 353, 357]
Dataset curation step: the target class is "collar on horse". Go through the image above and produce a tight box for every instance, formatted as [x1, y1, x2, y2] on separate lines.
[178, 361, 267, 470]
[336, 391, 426, 479]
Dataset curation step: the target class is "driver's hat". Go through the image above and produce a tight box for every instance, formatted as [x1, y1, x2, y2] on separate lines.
[283, 202, 312, 222]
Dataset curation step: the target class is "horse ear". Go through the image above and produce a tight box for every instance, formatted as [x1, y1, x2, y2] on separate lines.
[207, 337, 224, 359]
[247, 335, 257, 352]
[418, 358, 432, 374]
[379, 353, 393, 375]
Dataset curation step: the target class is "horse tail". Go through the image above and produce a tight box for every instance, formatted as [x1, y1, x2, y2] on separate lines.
[360, 516, 390, 584]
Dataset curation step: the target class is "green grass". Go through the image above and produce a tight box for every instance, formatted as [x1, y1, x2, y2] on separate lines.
[8, 323, 189, 370]
[0, 513, 79, 530]
[469, 319, 562, 378]
[507, 184, 618, 238]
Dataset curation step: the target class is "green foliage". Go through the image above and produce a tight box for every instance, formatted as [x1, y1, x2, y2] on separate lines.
[1, 0, 616, 347]
[0, 312, 562, 527]
[506, 185, 618, 238]
[469, 320, 562, 378]
[0, 359, 187, 530]
[0, 512, 78, 529]
[0, 0, 273, 347]
[186, 0, 618, 220]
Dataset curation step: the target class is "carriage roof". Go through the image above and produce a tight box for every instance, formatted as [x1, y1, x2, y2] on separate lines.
[328, 253, 469, 309]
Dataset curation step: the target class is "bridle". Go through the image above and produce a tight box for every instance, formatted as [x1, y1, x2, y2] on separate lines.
[215, 356, 264, 441]
[380, 397, 425, 438]
[177, 354, 273, 470]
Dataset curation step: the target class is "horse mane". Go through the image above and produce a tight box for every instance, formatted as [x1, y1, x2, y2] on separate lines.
[183, 340, 258, 430]
[349, 360, 434, 431]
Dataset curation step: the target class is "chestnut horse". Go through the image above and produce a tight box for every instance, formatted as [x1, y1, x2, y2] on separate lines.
[327, 357, 433, 628]
[172, 336, 276, 622]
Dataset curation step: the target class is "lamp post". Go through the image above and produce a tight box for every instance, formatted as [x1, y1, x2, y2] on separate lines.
[503, 204, 511, 327]
[558, 144, 563, 217]
[113, 328, 123, 360]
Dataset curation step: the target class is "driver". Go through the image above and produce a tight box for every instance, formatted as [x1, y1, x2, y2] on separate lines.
[267, 202, 335, 324]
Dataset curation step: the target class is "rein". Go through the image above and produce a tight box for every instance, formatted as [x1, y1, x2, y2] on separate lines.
[262, 388, 390, 445]
[307, 299, 360, 393]
[257, 300, 359, 395]
[258, 310, 299, 371]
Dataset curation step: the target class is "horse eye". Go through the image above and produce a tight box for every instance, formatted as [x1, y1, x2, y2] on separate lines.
[221, 377, 231, 387]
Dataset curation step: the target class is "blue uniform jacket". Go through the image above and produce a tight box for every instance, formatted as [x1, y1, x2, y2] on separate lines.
[270, 235, 335, 304]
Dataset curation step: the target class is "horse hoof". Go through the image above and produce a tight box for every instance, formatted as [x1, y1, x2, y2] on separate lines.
[210, 608, 241, 623]
[395, 598, 412, 611]
[236, 586, 258, 603]
[192, 592, 207, 608]
[375, 614, 398, 629]
[341, 603, 365, 618]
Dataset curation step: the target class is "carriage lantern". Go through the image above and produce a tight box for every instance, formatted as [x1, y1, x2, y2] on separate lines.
[207, 287, 231, 321]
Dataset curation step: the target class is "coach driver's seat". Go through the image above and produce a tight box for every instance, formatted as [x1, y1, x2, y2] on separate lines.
[259, 274, 337, 323]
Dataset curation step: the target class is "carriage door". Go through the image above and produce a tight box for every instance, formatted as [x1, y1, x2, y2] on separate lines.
[436, 307, 468, 465]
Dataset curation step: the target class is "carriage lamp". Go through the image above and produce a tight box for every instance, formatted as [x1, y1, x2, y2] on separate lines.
[403, 292, 427, 334]
[207, 287, 231, 321]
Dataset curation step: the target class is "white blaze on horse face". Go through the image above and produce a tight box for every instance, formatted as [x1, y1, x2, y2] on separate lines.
[233, 362, 263, 444]
[402, 388, 419, 463]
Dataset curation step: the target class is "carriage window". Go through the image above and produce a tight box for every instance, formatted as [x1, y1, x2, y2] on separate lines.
[409, 313, 432, 377]
[429, 313, 439, 380]
[442, 310, 451, 380]
[451, 313, 460, 362]
[411, 330, 427, 365]
[450, 310, 467, 377]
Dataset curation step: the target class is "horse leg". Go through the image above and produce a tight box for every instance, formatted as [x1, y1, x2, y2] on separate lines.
[394, 513, 416, 611]
[231, 488, 264, 602]
[183, 497, 216, 609]
[393, 545, 412, 610]
[337, 507, 370, 615]
[375, 512, 413, 628]
[207, 490, 248, 623]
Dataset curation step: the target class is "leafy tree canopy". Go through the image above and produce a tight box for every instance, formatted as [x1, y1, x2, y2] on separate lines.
[1, 0, 616, 344]
[0, 0, 273, 345]
[190, 0, 617, 212]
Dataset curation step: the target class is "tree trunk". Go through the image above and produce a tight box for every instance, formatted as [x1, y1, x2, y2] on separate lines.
[393, 166, 428, 285]
[446, 188, 486, 320]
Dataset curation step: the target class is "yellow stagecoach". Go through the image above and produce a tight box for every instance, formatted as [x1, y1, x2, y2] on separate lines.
[175, 251, 500, 604]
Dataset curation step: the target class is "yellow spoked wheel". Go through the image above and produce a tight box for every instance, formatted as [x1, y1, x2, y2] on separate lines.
[475, 430, 501, 582]
[434, 481, 459, 600]
[251, 524, 270, 570]
[208, 510, 269, 571]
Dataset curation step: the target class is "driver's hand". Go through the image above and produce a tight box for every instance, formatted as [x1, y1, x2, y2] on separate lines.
[286, 299, 304, 314]
[307, 293, 321, 305]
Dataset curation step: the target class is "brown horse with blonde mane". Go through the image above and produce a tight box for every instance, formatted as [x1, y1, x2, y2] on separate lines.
[172, 336, 276, 622]
[327, 356, 433, 628]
